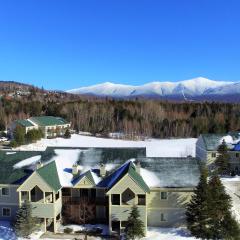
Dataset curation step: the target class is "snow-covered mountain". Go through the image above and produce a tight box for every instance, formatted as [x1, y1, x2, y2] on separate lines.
[67, 77, 238, 100]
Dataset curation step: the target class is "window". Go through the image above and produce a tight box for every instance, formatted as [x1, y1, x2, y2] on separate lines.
[2, 188, 9, 196]
[21, 191, 28, 202]
[55, 191, 59, 200]
[160, 213, 167, 222]
[160, 192, 168, 200]
[121, 221, 128, 228]
[111, 194, 120, 205]
[2, 208, 11, 217]
[236, 153, 239, 158]
[212, 153, 216, 158]
[138, 195, 146, 205]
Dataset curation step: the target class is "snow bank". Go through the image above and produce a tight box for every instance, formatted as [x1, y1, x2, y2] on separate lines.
[58, 223, 109, 235]
[16, 134, 197, 158]
[13, 155, 42, 169]
[0, 221, 16, 240]
[143, 227, 196, 240]
[6, 152, 16, 155]
[222, 177, 240, 222]
[140, 168, 161, 187]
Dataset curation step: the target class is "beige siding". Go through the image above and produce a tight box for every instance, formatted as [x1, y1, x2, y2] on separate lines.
[17, 172, 54, 193]
[147, 188, 193, 227]
[0, 185, 19, 205]
[148, 208, 186, 227]
[73, 177, 94, 188]
[32, 197, 62, 218]
[107, 174, 145, 195]
[148, 189, 192, 209]
[111, 205, 146, 224]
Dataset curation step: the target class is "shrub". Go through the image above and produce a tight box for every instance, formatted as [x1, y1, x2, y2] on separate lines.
[64, 227, 73, 234]
[10, 140, 18, 148]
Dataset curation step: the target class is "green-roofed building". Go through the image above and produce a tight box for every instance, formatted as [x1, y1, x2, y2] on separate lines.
[0, 146, 202, 236]
[196, 133, 240, 172]
[10, 116, 71, 138]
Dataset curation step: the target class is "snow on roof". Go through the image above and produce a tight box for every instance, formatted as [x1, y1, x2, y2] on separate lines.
[53, 149, 82, 187]
[13, 155, 42, 169]
[140, 168, 161, 187]
[219, 135, 233, 144]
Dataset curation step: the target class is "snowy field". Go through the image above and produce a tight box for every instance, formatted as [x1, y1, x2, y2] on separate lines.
[143, 228, 197, 240]
[0, 221, 196, 240]
[16, 134, 197, 157]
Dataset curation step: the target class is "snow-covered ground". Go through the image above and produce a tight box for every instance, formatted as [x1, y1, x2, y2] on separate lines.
[15, 134, 197, 157]
[143, 227, 197, 240]
[222, 176, 240, 222]
[0, 221, 196, 240]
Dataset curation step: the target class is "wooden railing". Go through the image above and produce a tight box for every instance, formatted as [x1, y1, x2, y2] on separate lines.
[62, 196, 108, 205]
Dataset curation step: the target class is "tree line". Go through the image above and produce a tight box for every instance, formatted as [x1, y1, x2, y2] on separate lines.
[1, 96, 240, 138]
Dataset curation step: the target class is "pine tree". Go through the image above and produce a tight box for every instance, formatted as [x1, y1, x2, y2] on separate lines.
[14, 200, 38, 238]
[186, 168, 211, 239]
[215, 140, 231, 175]
[125, 205, 145, 240]
[14, 125, 25, 146]
[64, 128, 71, 138]
[207, 175, 240, 239]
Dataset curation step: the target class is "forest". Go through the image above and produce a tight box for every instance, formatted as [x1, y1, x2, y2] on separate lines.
[0, 90, 240, 138]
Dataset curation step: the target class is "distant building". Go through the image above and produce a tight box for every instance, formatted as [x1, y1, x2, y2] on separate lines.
[10, 116, 71, 138]
[196, 133, 240, 173]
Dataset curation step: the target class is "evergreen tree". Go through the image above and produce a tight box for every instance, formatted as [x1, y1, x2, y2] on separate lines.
[207, 175, 240, 240]
[14, 125, 25, 146]
[215, 140, 231, 175]
[186, 168, 211, 239]
[14, 200, 38, 238]
[64, 128, 71, 138]
[125, 205, 145, 240]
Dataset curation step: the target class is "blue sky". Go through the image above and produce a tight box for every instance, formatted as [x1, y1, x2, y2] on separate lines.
[0, 0, 240, 90]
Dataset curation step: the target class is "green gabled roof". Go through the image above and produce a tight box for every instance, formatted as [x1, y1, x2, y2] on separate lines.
[29, 116, 69, 127]
[16, 119, 34, 127]
[0, 151, 42, 184]
[97, 161, 150, 193]
[72, 170, 95, 186]
[37, 161, 61, 192]
[128, 162, 150, 193]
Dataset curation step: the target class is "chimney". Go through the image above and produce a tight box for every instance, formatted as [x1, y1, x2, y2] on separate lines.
[100, 163, 106, 177]
[72, 163, 79, 175]
[36, 161, 43, 169]
[135, 160, 141, 175]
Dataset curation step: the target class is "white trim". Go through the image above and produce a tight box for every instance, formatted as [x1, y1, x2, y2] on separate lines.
[160, 212, 167, 222]
[2, 207, 11, 217]
[1, 187, 10, 197]
[160, 191, 168, 200]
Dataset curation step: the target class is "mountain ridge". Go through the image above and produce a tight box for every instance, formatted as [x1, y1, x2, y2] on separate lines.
[67, 77, 237, 100]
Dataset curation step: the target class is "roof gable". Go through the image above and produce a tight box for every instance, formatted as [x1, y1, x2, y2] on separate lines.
[72, 170, 95, 187]
[37, 161, 61, 192]
[97, 161, 149, 193]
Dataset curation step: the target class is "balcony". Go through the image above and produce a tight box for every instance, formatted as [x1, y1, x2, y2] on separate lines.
[31, 197, 61, 218]
[62, 196, 108, 205]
